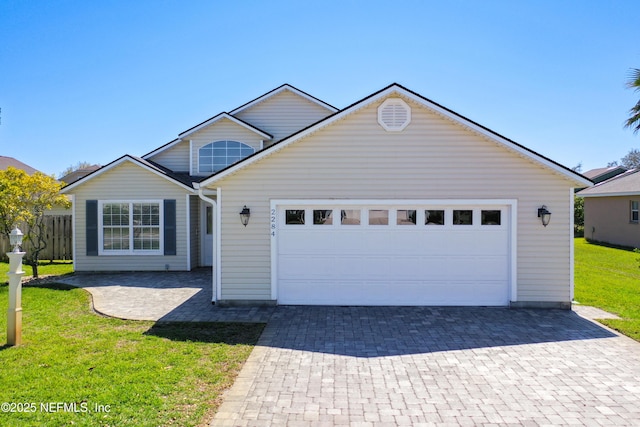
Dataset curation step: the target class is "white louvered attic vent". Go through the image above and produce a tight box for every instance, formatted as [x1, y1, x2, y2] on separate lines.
[378, 98, 411, 132]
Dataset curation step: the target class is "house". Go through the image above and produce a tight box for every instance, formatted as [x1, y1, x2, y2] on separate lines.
[59, 164, 101, 185]
[578, 169, 640, 248]
[582, 165, 627, 184]
[61, 83, 591, 308]
[0, 155, 39, 174]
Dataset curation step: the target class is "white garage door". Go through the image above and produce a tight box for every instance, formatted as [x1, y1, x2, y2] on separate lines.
[273, 202, 512, 306]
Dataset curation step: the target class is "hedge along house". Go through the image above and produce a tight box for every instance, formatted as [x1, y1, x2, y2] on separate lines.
[62, 83, 591, 308]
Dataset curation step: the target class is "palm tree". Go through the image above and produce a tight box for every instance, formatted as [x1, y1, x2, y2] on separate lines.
[625, 68, 640, 134]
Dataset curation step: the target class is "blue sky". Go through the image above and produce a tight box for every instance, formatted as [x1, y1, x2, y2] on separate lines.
[1, 0, 638, 176]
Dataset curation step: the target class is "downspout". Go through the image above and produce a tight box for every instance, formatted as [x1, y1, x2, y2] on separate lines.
[198, 186, 218, 304]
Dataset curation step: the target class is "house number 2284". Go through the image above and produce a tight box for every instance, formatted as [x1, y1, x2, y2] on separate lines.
[271, 209, 276, 237]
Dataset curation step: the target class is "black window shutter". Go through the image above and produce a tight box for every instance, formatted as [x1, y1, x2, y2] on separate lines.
[164, 199, 177, 255]
[86, 200, 98, 256]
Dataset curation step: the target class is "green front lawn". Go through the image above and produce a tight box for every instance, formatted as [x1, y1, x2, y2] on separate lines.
[0, 260, 74, 283]
[574, 238, 640, 341]
[0, 283, 264, 426]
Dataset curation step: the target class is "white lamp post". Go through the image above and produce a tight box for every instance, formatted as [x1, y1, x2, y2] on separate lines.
[7, 226, 25, 346]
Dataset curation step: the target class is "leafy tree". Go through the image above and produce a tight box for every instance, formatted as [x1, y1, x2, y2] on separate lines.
[625, 68, 640, 134]
[574, 195, 584, 237]
[0, 167, 70, 277]
[621, 148, 640, 169]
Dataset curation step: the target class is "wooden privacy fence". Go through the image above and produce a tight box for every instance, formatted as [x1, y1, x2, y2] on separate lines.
[0, 215, 73, 262]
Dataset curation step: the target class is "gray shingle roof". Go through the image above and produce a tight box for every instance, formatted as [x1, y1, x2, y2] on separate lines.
[0, 155, 39, 174]
[578, 169, 640, 196]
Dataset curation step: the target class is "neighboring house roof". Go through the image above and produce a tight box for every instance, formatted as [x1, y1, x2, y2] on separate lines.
[199, 83, 592, 188]
[0, 155, 39, 174]
[59, 165, 101, 185]
[61, 155, 198, 193]
[583, 166, 628, 184]
[577, 168, 640, 197]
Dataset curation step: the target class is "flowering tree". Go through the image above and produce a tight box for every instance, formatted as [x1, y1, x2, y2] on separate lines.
[0, 166, 70, 277]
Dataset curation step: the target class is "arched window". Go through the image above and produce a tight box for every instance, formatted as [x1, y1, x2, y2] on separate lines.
[199, 141, 255, 173]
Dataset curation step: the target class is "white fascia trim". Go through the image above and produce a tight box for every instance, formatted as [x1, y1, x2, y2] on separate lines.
[142, 138, 183, 160]
[230, 84, 339, 115]
[61, 156, 196, 193]
[178, 113, 272, 140]
[201, 84, 590, 188]
[579, 191, 640, 198]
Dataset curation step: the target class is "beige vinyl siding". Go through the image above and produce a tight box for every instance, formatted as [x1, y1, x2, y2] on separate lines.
[146, 140, 191, 172]
[72, 161, 190, 271]
[234, 90, 334, 144]
[210, 96, 576, 303]
[584, 196, 640, 248]
[189, 118, 265, 176]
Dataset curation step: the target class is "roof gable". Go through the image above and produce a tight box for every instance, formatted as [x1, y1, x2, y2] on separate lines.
[230, 84, 338, 116]
[200, 83, 592, 188]
[61, 155, 196, 193]
[177, 113, 272, 140]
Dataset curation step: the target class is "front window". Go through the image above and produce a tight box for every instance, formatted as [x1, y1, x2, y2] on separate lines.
[631, 201, 639, 223]
[199, 140, 255, 173]
[100, 201, 162, 254]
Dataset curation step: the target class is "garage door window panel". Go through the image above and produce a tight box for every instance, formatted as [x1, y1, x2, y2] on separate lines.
[341, 209, 361, 225]
[369, 210, 389, 225]
[425, 210, 445, 225]
[313, 209, 333, 225]
[481, 210, 501, 225]
[285, 210, 305, 225]
[397, 210, 417, 225]
[453, 210, 473, 225]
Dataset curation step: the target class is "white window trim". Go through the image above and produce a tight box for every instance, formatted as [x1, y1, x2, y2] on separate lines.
[98, 200, 164, 256]
[631, 200, 639, 223]
[198, 140, 256, 174]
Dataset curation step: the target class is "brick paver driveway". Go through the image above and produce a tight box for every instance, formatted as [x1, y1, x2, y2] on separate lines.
[212, 306, 640, 426]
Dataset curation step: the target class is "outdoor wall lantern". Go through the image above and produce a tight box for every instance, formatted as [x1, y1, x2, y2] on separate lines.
[538, 205, 552, 227]
[9, 226, 23, 252]
[239, 205, 251, 227]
